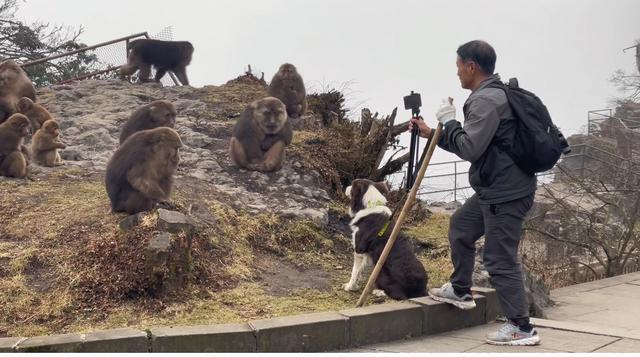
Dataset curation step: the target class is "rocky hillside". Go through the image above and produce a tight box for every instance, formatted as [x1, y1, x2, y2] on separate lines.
[0, 77, 454, 337]
[34, 78, 330, 223]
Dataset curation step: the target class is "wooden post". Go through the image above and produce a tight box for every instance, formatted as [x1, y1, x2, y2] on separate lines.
[356, 122, 443, 307]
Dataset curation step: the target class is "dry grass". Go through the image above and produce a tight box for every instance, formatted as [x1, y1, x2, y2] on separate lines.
[0, 168, 452, 336]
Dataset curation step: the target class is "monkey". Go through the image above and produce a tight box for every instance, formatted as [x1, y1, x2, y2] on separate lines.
[0, 60, 37, 123]
[31, 119, 66, 167]
[119, 100, 177, 144]
[229, 97, 292, 172]
[16, 97, 53, 131]
[119, 39, 194, 86]
[105, 127, 183, 214]
[267, 63, 307, 118]
[0, 114, 30, 178]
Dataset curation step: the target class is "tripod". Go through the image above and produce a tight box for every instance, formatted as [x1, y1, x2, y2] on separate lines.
[406, 111, 434, 190]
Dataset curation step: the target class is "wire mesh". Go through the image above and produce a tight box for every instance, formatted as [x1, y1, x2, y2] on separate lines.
[22, 26, 177, 87]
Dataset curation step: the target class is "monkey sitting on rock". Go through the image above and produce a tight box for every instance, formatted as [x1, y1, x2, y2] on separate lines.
[106, 127, 183, 214]
[268, 63, 307, 119]
[0, 60, 36, 123]
[229, 97, 292, 173]
[119, 100, 176, 144]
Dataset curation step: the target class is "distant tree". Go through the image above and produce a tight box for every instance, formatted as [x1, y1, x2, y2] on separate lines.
[0, 0, 100, 86]
[526, 163, 640, 279]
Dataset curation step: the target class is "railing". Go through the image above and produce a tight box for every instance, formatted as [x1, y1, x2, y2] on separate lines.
[19, 29, 179, 86]
[588, 108, 640, 136]
[414, 143, 640, 202]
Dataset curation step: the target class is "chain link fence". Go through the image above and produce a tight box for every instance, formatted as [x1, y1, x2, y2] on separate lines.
[21, 26, 177, 87]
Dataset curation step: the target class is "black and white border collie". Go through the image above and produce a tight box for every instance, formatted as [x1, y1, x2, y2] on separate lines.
[343, 178, 428, 300]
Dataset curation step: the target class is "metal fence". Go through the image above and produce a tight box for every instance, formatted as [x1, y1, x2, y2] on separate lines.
[411, 142, 640, 203]
[20, 27, 178, 86]
[588, 108, 640, 136]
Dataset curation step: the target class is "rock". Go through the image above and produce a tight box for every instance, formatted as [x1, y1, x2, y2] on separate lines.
[118, 213, 146, 231]
[148, 232, 173, 253]
[196, 160, 221, 171]
[145, 231, 193, 292]
[280, 208, 329, 228]
[157, 209, 196, 236]
[188, 170, 209, 181]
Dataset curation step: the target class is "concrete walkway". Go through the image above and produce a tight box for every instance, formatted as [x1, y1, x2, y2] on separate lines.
[349, 272, 640, 352]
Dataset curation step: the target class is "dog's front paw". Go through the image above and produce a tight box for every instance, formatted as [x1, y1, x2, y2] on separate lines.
[343, 282, 358, 292]
[372, 289, 387, 297]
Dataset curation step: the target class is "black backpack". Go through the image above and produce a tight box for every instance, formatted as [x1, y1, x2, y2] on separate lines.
[488, 78, 569, 174]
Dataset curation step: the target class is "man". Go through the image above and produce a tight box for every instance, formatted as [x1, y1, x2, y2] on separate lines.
[409, 40, 540, 346]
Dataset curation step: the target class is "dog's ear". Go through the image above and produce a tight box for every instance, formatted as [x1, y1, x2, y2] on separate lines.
[373, 181, 390, 195]
[345, 185, 352, 198]
[349, 180, 366, 214]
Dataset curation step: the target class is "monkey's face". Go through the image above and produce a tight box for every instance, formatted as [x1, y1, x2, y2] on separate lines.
[17, 97, 34, 113]
[278, 63, 297, 79]
[152, 128, 183, 168]
[149, 102, 177, 127]
[253, 98, 287, 135]
[8, 114, 31, 137]
[0, 60, 21, 78]
[43, 120, 60, 137]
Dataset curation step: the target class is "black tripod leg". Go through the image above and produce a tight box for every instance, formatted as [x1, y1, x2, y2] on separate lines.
[407, 128, 418, 189]
[413, 129, 435, 180]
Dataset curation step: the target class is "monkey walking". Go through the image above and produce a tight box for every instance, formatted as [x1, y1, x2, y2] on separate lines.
[119, 39, 194, 86]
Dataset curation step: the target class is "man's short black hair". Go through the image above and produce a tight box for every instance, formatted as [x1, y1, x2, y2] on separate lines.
[456, 40, 496, 75]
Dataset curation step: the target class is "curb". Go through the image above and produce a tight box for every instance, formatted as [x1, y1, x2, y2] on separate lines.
[1, 287, 499, 352]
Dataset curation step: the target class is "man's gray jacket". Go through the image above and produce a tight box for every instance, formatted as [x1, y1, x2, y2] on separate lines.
[438, 74, 537, 204]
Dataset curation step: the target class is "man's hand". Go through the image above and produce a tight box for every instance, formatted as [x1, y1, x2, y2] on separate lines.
[435, 97, 456, 125]
[408, 117, 432, 138]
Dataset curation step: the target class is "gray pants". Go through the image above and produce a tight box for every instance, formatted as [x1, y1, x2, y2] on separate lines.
[448, 193, 534, 320]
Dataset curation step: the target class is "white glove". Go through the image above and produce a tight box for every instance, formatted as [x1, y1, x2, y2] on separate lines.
[435, 97, 456, 125]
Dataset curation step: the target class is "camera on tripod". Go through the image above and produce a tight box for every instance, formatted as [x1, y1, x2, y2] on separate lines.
[404, 91, 422, 117]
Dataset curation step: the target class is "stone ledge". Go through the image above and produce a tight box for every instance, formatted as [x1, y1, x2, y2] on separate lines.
[81, 328, 149, 352]
[4, 290, 500, 352]
[0, 337, 24, 352]
[471, 286, 502, 322]
[411, 295, 487, 335]
[150, 323, 255, 352]
[15, 333, 85, 352]
[339, 301, 422, 347]
[250, 311, 348, 352]
[14, 328, 148, 352]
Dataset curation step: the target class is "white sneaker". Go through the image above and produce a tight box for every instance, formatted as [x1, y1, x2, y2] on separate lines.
[485, 321, 541, 346]
[428, 282, 476, 310]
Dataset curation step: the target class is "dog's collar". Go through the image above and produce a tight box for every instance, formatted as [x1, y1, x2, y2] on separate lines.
[377, 221, 390, 237]
[367, 200, 386, 209]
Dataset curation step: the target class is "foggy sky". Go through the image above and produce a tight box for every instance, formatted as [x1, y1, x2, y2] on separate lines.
[16, 0, 640, 196]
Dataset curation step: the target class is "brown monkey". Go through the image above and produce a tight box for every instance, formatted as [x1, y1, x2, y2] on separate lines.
[0, 60, 37, 122]
[119, 39, 194, 86]
[16, 97, 53, 131]
[267, 63, 307, 118]
[105, 127, 183, 214]
[229, 97, 292, 172]
[0, 113, 30, 178]
[31, 119, 66, 167]
[119, 100, 176, 144]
